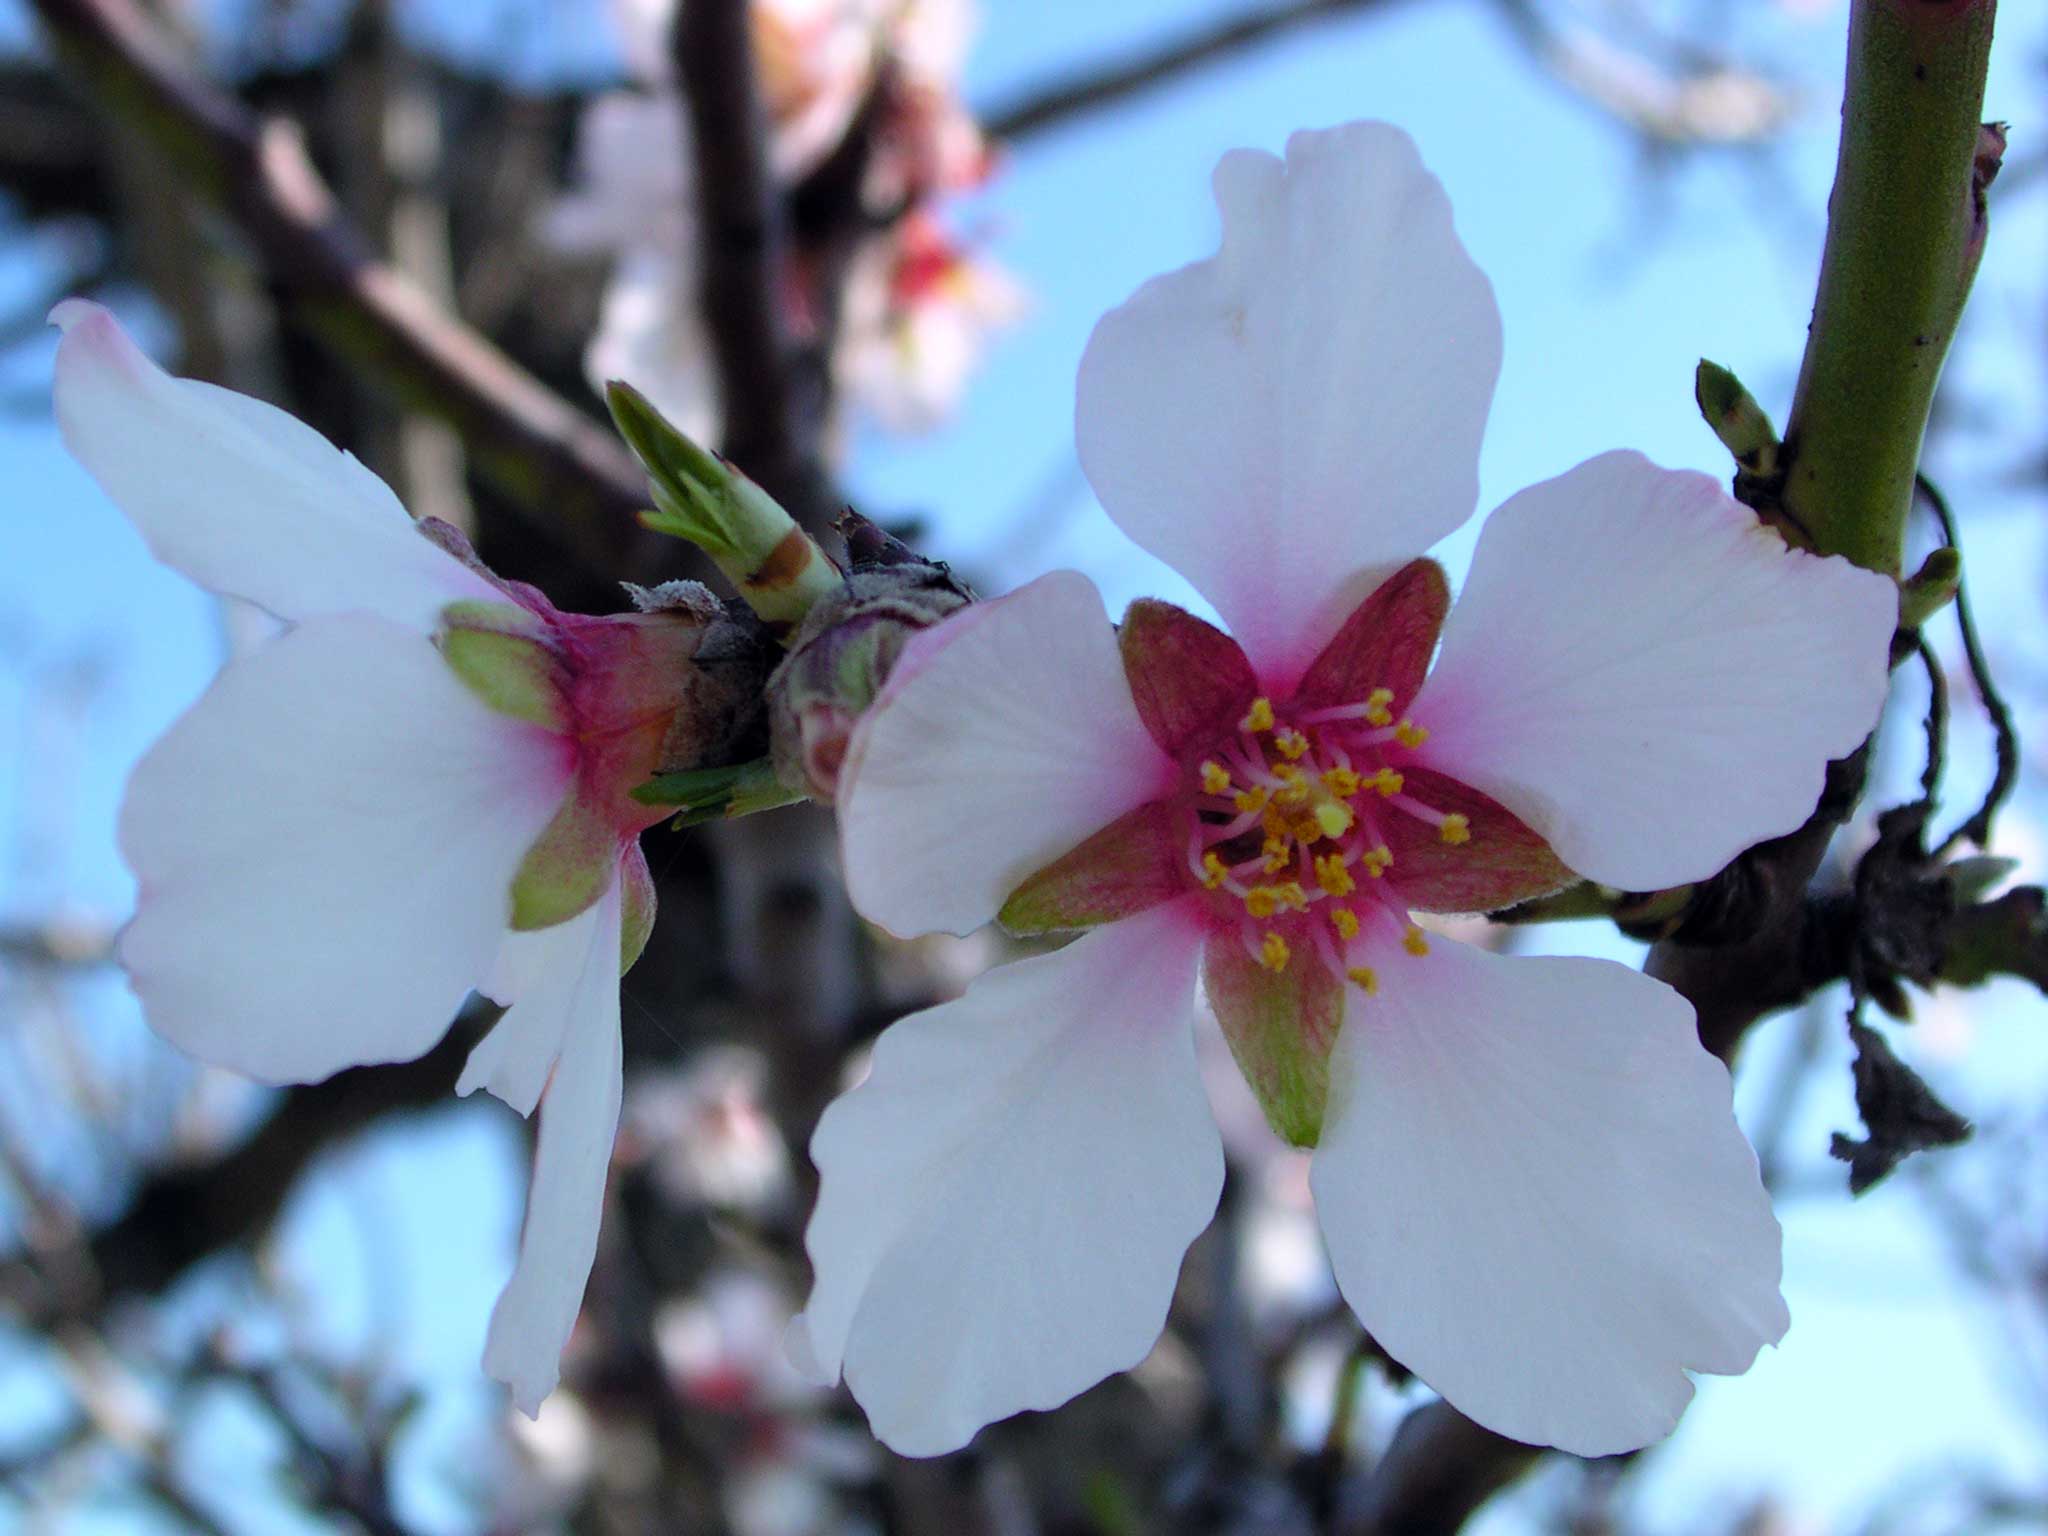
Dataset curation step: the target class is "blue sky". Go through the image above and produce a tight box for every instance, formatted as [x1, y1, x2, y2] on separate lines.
[3, 0, 2046, 1529]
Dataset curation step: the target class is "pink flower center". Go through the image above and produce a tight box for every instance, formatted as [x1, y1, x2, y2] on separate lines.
[1181, 686, 1469, 989]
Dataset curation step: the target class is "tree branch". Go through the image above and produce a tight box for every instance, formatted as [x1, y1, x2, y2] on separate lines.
[25, 0, 653, 575]
[981, 0, 1408, 142]
[1341, 1401, 1537, 1535]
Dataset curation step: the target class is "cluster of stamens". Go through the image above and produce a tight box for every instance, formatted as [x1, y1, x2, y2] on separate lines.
[1186, 688, 1472, 992]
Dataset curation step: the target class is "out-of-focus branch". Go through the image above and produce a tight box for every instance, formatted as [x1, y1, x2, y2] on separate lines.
[1341, 1401, 1537, 1536]
[0, 1003, 497, 1323]
[673, 0, 833, 529]
[981, 0, 1406, 142]
[25, 0, 651, 575]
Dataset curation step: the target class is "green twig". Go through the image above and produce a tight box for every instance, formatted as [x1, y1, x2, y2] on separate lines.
[1778, 0, 1998, 574]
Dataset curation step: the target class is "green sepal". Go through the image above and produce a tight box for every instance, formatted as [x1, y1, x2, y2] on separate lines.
[618, 842, 658, 975]
[437, 604, 565, 729]
[998, 802, 1185, 936]
[510, 791, 618, 931]
[1203, 935, 1343, 1149]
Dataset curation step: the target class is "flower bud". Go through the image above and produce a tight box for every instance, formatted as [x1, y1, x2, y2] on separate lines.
[766, 516, 972, 803]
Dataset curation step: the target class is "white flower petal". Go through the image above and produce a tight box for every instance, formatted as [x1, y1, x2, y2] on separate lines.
[789, 901, 1220, 1456]
[51, 300, 493, 628]
[1412, 451, 1896, 891]
[838, 569, 1170, 939]
[1074, 122, 1500, 687]
[118, 616, 571, 1084]
[484, 878, 626, 1416]
[461, 896, 613, 1116]
[1312, 935, 1789, 1456]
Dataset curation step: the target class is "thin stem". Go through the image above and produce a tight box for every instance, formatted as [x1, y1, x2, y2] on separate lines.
[1919, 474, 2019, 851]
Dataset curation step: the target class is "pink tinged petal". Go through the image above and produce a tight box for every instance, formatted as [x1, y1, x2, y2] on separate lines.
[838, 570, 1171, 939]
[1311, 935, 1789, 1456]
[1074, 123, 1501, 689]
[119, 616, 570, 1084]
[51, 300, 495, 628]
[1382, 767, 1572, 915]
[1203, 934, 1342, 1148]
[788, 901, 1220, 1457]
[1291, 559, 1449, 714]
[463, 894, 610, 1116]
[1412, 451, 1896, 892]
[1117, 599, 1259, 759]
[484, 879, 626, 1416]
[998, 800, 1187, 936]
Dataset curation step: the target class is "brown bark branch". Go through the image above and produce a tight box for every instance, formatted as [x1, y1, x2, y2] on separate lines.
[1341, 1401, 1538, 1535]
[25, 0, 651, 576]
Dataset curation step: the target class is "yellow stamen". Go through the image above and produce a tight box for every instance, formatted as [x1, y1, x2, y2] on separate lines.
[1367, 768, 1405, 798]
[1403, 924, 1431, 957]
[1291, 816, 1324, 845]
[1233, 786, 1270, 815]
[1275, 780, 1312, 810]
[1315, 854, 1356, 897]
[1364, 687, 1395, 728]
[1393, 719, 1430, 749]
[1243, 886, 1279, 919]
[1321, 766, 1361, 798]
[1200, 760, 1232, 795]
[1439, 813, 1471, 845]
[1273, 881, 1309, 912]
[1313, 799, 1355, 840]
[1274, 728, 1310, 761]
[1346, 965, 1380, 994]
[1241, 697, 1275, 733]
[1359, 844, 1394, 879]
[1201, 851, 1229, 890]
[1259, 931, 1291, 972]
[1330, 907, 1361, 941]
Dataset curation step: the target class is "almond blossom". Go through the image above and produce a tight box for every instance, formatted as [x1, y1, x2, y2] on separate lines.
[49, 299, 745, 1416]
[794, 122, 1900, 1457]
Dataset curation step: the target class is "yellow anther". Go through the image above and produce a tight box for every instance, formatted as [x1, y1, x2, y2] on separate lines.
[1330, 906, 1361, 941]
[1439, 813, 1471, 846]
[1368, 767, 1405, 798]
[1241, 697, 1275, 733]
[1360, 844, 1394, 878]
[1262, 807, 1291, 840]
[1393, 719, 1430, 749]
[1200, 760, 1233, 795]
[1346, 965, 1380, 994]
[1201, 851, 1229, 890]
[1403, 924, 1431, 957]
[1321, 766, 1361, 799]
[1364, 687, 1395, 728]
[1291, 816, 1324, 845]
[1313, 800, 1355, 840]
[1274, 729, 1310, 761]
[1259, 931, 1291, 972]
[1244, 886, 1279, 919]
[1275, 780, 1312, 810]
[1273, 881, 1309, 912]
[1233, 786, 1270, 815]
[1315, 854, 1356, 898]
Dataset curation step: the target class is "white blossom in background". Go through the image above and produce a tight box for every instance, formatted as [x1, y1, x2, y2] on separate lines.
[795, 123, 1900, 1458]
[50, 300, 741, 1418]
[550, 0, 1015, 446]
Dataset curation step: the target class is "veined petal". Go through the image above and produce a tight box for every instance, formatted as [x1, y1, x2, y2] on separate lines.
[1412, 452, 1894, 892]
[464, 894, 611, 1117]
[51, 300, 494, 629]
[1312, 934, 1788, 1456]
[788, 901, 1220, 1457]
[1075, 123, 1499, 690]
[484, 878, 626, 1416]
[118, 616, 571, 1084]
[839, 570, 1172, 939]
